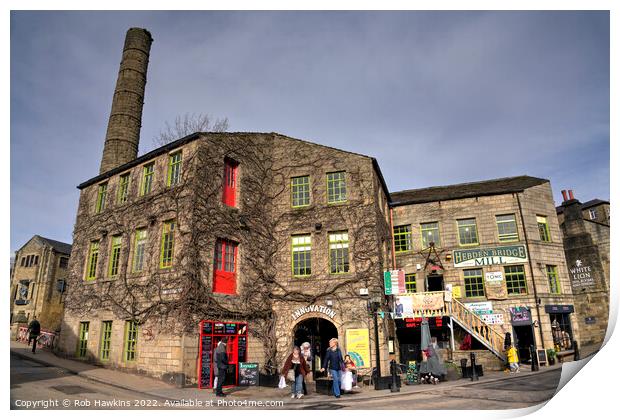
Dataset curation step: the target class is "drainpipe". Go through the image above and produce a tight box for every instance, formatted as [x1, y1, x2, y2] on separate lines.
[389, 208, 396, 269]
[516, 193, 546, 348]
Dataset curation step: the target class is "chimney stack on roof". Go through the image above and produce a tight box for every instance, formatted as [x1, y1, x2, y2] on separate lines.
[561, 190, 568, 201]
[568, 190, 575, 200]
[99, 28, 153, 174]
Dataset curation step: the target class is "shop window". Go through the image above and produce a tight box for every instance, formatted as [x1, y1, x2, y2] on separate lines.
[95, 182, 108, 214]
[117, 172, 131, 204]
[167, 151, 183, 187]
[405, 273, 416, 293]
[550, 314, 573, 351]
[140, 162, 155, 196]
[213, 239, 238, 294]
[160, 220, 176, 269]
[505, 265, 527, 295]
[292, 234, 312, 276]
[76, 321, 90, 358]
[464, 269, 485, 297]
[133, 228, 148, 273]
[327, 171, 347, 204]
[291, 175, 311, 207]
[329, 231, 349, 274]
[100, 321, 113, 361]
[496, 214, 519, 242]
[421, 222, 440, 247]
[124, 320, 138, 362]
[537, 215, 551, 242]
[547, 265, 561, 294]
[393, 225, 412, 253]
[457, 218, 479, 246]
[85, 241, 100, 281]
[222, 158, 238, 207]
[108, 235, 122, 277]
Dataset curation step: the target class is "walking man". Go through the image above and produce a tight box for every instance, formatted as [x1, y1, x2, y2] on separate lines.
[27, 317, 41, 354]
[320, 338, 344, 398]
[213, 337, 229, 397]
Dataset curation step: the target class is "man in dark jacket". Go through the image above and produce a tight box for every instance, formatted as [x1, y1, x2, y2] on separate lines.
[320, 338, 344, 398]
[27, 317, 41, 354]
[213, 337, 229, 397]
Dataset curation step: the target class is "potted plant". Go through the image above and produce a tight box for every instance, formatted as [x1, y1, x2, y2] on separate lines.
[546, 348, 557, 366]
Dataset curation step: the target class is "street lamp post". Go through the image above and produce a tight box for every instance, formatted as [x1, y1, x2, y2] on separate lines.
[370, 296, 382, 389]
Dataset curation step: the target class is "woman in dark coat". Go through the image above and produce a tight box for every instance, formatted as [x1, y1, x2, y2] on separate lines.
[282, 346, 310, 399]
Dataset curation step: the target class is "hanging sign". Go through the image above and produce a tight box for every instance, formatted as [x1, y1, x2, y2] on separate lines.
[396, 270, 406, 294]
[509, 307, 532, 326]
[453, 245, 528, 268]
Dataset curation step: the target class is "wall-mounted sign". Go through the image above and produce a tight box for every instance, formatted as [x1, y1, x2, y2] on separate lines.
[544, 305, 574, 314]
[485, 272, 504, 283]
[480, 313, 504, 325]
[569, 260, 595, 288]
[452, 286, 462, 299]
[291, 305, 336, 321]
[345, 329, 370, 367]
[585, 316, 597, 325]
[384, 270, 405, 295]
[384, 272, 393, 295]
[453, 245, 528, 268]
[509, 306, 532, 326]
[464, 302, 493, 315]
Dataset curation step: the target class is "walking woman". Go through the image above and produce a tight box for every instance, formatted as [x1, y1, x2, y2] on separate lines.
[282, 346, 310, 399]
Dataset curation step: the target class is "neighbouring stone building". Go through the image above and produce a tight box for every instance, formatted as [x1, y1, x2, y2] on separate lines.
[389, 176, 581, 369]
[10, 235, 72, 339]
[555, 191, 609, 351]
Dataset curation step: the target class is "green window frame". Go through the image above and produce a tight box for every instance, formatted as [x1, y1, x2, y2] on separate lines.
[76, 321, 89, 358]
[291, 176, 311, 208]
[505, 265, 527, 295]
[160, 220, 176, 269]
[140, 162, 155, 196]
[123, 320, 138, 362]
[108, 235, 122, 277]
[292, 234, 312, 276]
[99, 321, 113, 361]
[463, 269, 485, 297]
[117, 173, 131, 204]
[537, 216, 551, 242]
[132, 228, 147, 273]
[421, 222, 441, 248]
[547, 265, 561, 294]
[327, 171, 347, 204]
[95, 182, 108, 213]
[329, 231, 350, 274]
[457, 218, 479, 246]
[405, 273, 416, 293]
[496, 214, 519, 242]
[85, 240, 100, 280]
[166, 151, 183, 187]
[393, 225, 412, 253]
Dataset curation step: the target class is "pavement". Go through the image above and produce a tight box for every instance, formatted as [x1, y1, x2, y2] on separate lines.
[11, 340, 566, 409]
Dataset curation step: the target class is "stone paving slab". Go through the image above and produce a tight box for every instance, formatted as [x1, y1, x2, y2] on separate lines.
[11, 340, 563, 406]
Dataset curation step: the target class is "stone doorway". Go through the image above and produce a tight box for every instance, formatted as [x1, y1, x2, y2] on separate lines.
[293, 317, 338, 379]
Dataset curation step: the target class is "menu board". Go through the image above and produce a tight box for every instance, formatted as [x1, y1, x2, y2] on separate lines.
[239, 362, 258, 386]
[202, 322, 212, 334]
[200, 335, 213, 388]
[237, 336, 247, 362]
[214, 323, 225, 334]
[225, 323, 237, 334]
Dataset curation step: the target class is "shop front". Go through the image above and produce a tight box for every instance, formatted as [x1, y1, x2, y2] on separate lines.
[198, 320, 248, 389]
[509, 306, 536, 363]
[545, 305, 575, 351]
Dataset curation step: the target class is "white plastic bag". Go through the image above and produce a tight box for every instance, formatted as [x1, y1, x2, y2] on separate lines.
[278, 375, 286, 389]
[213, 377, 218, 389]
[341, 371, 353, 391]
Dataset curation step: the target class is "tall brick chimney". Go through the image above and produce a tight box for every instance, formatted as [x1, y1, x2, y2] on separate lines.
[99, 28, 153, 174]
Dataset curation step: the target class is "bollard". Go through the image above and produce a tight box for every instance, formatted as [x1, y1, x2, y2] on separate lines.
[470, 352, 478, 381]
[390, 360, 400, 392]
[530, 345, 539, 371]
[573, 340, 580, 361]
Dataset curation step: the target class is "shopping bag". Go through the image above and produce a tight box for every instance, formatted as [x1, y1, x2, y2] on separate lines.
[213, 377, 218, 389]
[278, 375, 286, 389]
[341, 371, 353, 391]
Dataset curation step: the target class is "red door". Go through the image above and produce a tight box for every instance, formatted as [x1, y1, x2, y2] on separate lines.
[213, 239, 237, 294]
[222, 159, 238, 207]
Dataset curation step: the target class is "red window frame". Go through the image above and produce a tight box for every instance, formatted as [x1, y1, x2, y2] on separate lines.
[222, 159, 238, 207]
[213, 239, 238, 294]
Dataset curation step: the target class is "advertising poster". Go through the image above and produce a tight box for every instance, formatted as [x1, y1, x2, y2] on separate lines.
[345, 329, 370, 367]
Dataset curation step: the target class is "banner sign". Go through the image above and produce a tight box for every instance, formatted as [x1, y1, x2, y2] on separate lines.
[345, 329, 370, 367]
[411, 293, 445, 311]
[453, 245, 528, 268]
[464, 302, 493, 315]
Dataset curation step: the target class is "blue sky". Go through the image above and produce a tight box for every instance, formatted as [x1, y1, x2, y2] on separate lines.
[10, 11, 610, 252]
